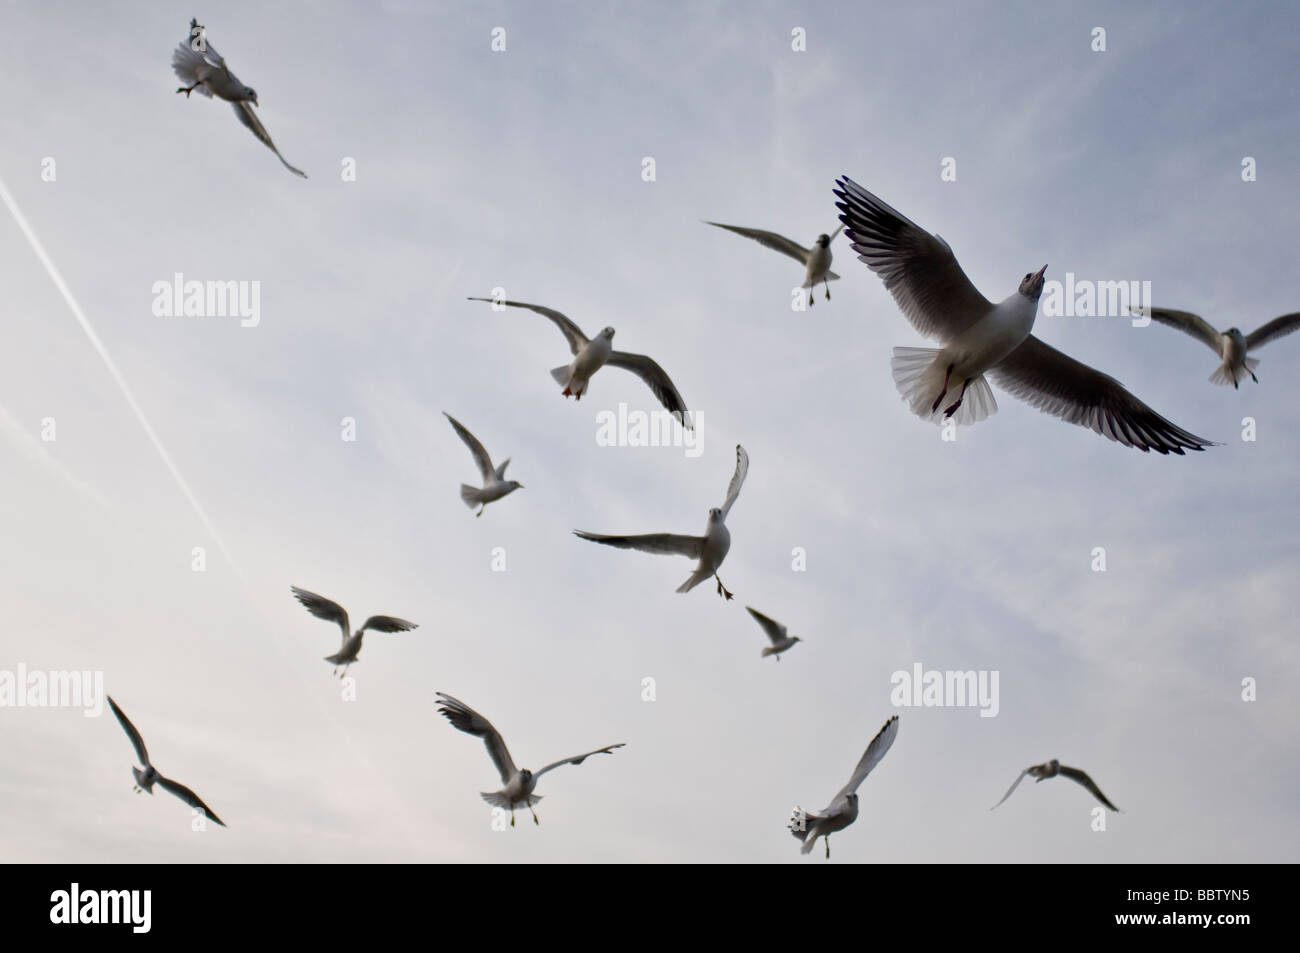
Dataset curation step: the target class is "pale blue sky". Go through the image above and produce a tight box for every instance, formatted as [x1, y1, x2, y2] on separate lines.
[0, 0, 1296, 862]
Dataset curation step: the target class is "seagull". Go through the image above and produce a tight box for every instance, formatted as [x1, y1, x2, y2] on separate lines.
[106, 696, 226, 827]
[290, 586, 418, 676]
[435, 692, 625, 826]
[745, 607, 802, 660]
[1131, 306, 1300, 388]
[790, 714, 898, 858]
[834, 176, 1214, 454]
[574, 444, 748, 599]
[705, 221, 844, 305]
[444, 412, 523, 517]
[991, 759, 1120, 812]
[172, 18, 308, 178]
[466, 297, 691, 426]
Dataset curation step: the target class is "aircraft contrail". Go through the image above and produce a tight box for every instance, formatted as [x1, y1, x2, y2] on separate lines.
[0, 173, 243, 581]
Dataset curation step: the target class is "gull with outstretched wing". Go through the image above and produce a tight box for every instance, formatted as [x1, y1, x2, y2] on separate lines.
[435, 692, 624, 826]
[745, 607, 802, 660]
[106, 696, 226, 828]
[705, 221, 844, 305]
[834, 176, 1213, 453]
[444, 412, 523, 516]
[290, 586, 418, 676]
[790, 715, 898, 858]
[574, 445, 748, 599]
[1131, 305, 1300, 388]
[991, 758, 1120, 812]
[172, 18, 307, 177]
[467, 297, 691, 427]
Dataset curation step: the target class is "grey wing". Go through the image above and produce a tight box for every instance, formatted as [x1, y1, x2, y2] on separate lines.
[990, 769, 1031, 810]
[721, 444, 749, 519]
[1139, 307, 1223, 353]
[833, 176, 993, 340]
[605, 351, 691, 426]
[572, 531, 705, 559]
[435, 692, 518, 784]
[1059, 766, 1120, 811]
[745, 606, 787, 646]
[827, 223, 845, 243]
[157, 775, 226, 826]
[534, 743, 626, 779]
[359, 615, 418, 634]
[106, 696, 150, 767]
[443, 413, 495, 481]
[494, 459, 511, 480]
[1246, 313, 1300, 350]
[834, 714, 899, 800]
[466, 298, 589, 356]
[990, 335, 1215, 454]
[704, 222, 811, 265]
[290, 586, 351, 645]
[171, 21, 223, 97]
[231, 102, 308, 178]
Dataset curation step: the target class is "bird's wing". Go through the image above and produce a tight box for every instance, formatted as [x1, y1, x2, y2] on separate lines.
[834, 714, 900, 800]
[443, 413, 495, 481]
[745, 606, 787, 646]
[833, 176, 993, 341]
[827, 223, 845, 243]
[290, 586, 351, 645]
[1246, 312, 1300, 351]
[494, 459, 511, 480]
[435, 692, 518, 784]
[1059, 765, 1120, 811]
[989, 335, 1214, 454]
[157, 776, 226, 826]
[231, 102, 308, 178]
[171, 21, 223, 96]
[534, 743, 626, 779]
[990, 768, 1031, 810]
[572, 531, 705, 559]
[721, 444, 749, 519]
[466, 297, 589, 356]
[359, 615, 418, 634]
[704, 222, 810, 265]
[106, 696, 150, 767]
[605, 351, 691, 427]
[1138, 307, 1223, 353]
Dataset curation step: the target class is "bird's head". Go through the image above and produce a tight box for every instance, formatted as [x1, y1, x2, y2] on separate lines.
[509, 481, 525, 491]
[708, 507, 723, 522]
[1227, 327, 1245, 343]
[1047, 758, 1061, 772]
[244, 87, 259, 106]
[816, 233, 832, 247]
[601, 327, 616, 340]
[1019, 265, 1047, 300]
[792, 636, 803, 643]
[519, 768, 534, 784]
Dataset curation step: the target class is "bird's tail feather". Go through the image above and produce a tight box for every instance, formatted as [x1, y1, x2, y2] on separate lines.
[891, 346, 997, 425]
[789, 807, 816, 844]
[550, 364, 572, 386]
[1210, 357, 1259, 387]
[481, 791, 542, 809]
[460, 484, 483, 509]
[676, 568, 711, 593]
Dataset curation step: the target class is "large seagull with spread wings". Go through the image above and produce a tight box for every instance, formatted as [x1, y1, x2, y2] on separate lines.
[834, 176, 1213, 454]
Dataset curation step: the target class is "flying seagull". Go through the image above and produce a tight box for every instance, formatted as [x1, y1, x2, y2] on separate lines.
[834, 176, 1214, 454]
[790, 714, 898, 858]
[991, 759, 1120, 812]
[1131, 306, 1300, 388]
[466, 297, 691, 427]
[435, 692, 625, 826]
[444, 412, 524, 517]
[290, 586, 418, 676]
[574, 444, 748, 599]
[745, 607, 802, 660]
[705, 221, 844, 305]
[172, 18, 308, 178]
[106, 696, 226, 827]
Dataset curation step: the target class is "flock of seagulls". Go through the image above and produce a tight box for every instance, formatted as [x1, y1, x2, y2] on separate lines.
[92, 16, 1295, 855]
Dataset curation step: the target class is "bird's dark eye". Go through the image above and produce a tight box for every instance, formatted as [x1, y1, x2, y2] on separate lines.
[1024, 274, 1031, 281]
